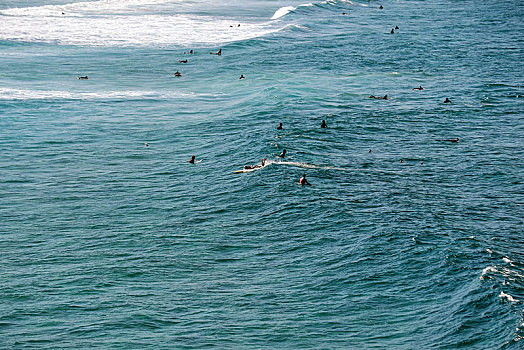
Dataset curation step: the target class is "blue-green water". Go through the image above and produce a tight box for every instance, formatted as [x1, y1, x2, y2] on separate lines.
[1, 0, 523, 348]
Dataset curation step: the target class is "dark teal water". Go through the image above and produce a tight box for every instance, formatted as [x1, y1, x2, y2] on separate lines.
[1, 0, 523, 348]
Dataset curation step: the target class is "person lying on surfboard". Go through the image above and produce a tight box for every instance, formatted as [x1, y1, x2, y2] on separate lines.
[244, 158, 266, 170]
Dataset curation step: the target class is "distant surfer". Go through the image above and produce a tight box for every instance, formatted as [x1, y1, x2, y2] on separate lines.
[279, 149, 287, 158]
[239, 74, 245, 80]
[189, 155, 195, 164]
[277, 122, 283, 130]
[369, 94, 388, 100]
[400, 159, 404, 163]
[210, 49, 222, 56]
[244, 158, 266, 170]
[174, 71, 182, 77]
[435, 138, 459, 142]
[145, 143, 149, 147]
[390, 28, 395, 34]
[178, 59, 188, 63]
[413, 86, 423, 90]
[395, 26, 399, 29]
[444, 97, 452, 103]
[184, 50, 194, 54]
[342, 12, 347, 15]
[368, 149, 372, 153]
[78, 76, 88, 80]
[299, 173, 311, 186]
[321, 120, 327, 128]
[379, 5, 383, 9]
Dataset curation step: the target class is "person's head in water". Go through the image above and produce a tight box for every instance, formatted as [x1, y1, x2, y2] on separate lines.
[279, 149, 287, 158]
[395, 26, 399, 29]
[321, 120, 327, 128]
[277, 122, 283, 130]
[189, 155, 195, 164]
[299, 173, 311, 185]
[379, 5, 383, 9]
[444, 97, 451, 103]
[239, 74, 245, 79]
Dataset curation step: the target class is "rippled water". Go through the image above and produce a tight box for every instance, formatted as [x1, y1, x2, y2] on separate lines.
[0, 0, 523, 348]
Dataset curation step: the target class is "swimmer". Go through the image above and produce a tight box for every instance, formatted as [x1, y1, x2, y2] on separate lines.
[178, 59, 188, 63]
[145, 143, 149, 147]
[210, 49, 222, 56]
[435, 138, 459, 142]
[444, 97, 452, 103]
[279, 149, 287, 158]
[77, 76, 88, 80]
[379, 5, 383, 9]
[413, 86, 424, 90]
[299, 173, 311, 186]
[321, 120, 327, 128]
[368, 149, 372, 153]
[174, 71, 182, 77]
[420, 161, 424, 165]
[189, 155, 195, 164]
[342, 12, 347, 15]
[395, 26, 399, 29]
[277, 122, 283, 130]
[390, 28, 395, 34]
[400, 159, 404, 163]
[239, 74, 245, 80]
[238, 24, 240, 27]
[184, 50, 193, 54]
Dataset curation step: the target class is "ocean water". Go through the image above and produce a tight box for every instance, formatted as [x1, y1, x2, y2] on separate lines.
[0, 0, 523, 348]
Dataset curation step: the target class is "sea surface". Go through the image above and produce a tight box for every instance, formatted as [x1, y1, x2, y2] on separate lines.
[0, 0, 523, 348]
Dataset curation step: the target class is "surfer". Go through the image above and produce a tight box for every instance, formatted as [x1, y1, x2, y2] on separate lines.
[210, 49, 222, 56]
[277, 122, 283, 130]
[279, 149, 287, 158]
[239, 74, 245, 80]
[390, 28, 395, 34]
[299, 173, 311, 186]
[368, 149, 372, 153]
[321, 120, 327, 128]
[444, 97, 452, 103]
[184, 50, 193, 54]
[189, 155, 195, 164]
[178, 59, 188, 63]
[145, 143, 149, 147]
[369, 94, 388, 100]
[78, 76, 88, 80]
[379, 5, 383, 9]
[174, 71, 182, 77]
[435, 138, 459, 142]
[400, 159, 404, 163]
[395, 26, 399, 29]
[413, 86, 423, 90]
[244, 158, 266, 170]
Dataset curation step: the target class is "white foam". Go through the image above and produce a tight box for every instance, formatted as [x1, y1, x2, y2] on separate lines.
[499, 292, 518, 303]
[0, 1, 283, 47]
[271, 6, 296, 20]
[0, 87, 201, 100]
